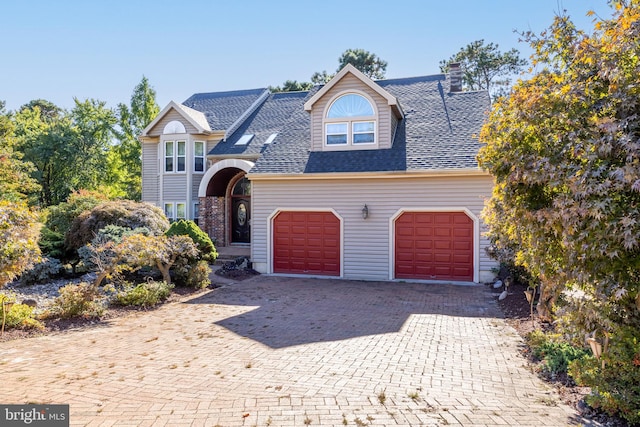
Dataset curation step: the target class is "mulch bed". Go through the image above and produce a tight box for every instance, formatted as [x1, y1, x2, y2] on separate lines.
[492, 281, 629, 427]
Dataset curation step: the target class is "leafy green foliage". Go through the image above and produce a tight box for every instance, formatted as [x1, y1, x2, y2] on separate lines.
[114, 76, 159, 200]
[114, 280, 173, 307]
[166, 219, 217, 262]
[569, 326, 640, 424]
[13, 99, 116, 206]
[338, 48, 387, 79]
[0, 293, 44, 330]
[440, 39, 527, 100]
[0, 101, 40, 203]
[66, 200, 169, 251]
[173, 260, 211, 289]
[50, 282, 104, 319]
[527, 330, 589, 378]
[19, 257, 63, 286]
[269, 80, 313, 93]
[40, 190, 110, 266]
[118, 234, 199, 284]
[0, 201, 41, 288]
[273, 49, 388, 92]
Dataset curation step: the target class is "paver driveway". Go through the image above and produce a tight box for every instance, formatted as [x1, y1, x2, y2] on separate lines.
[1, 276, 595, 426]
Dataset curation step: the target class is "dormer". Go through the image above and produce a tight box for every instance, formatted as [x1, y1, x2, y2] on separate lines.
[304, 64, 403, 152]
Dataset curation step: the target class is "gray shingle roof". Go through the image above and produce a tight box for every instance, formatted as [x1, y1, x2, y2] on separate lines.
[208, 91, 308, 157]
[183, 88, 267, 130]
[250, 74, 490, 174]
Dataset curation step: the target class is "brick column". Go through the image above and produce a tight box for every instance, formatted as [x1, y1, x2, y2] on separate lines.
[199, 196, 226, 247]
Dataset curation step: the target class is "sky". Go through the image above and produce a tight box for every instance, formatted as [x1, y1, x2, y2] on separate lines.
[0, 0, 614, 113]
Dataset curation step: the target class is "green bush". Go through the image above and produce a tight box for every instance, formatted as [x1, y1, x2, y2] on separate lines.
[0, 293, 44, 330]
[114, 281, 173, 307]
[50, 282, 104, 319]
[527, 330, 589, 378]
[569, 326, 640, 424]
[66, 200, 169, 251]
[165, 220, 217, 262]
[174, 260, 211, 289]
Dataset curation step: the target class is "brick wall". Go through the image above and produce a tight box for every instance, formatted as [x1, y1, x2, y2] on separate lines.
[199, 196, 226, 247]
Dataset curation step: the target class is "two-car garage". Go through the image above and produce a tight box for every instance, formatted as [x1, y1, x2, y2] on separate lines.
[271, 210, 475, 282]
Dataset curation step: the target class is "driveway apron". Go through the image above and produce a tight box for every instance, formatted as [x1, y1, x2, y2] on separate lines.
[0, 276, 594, 426]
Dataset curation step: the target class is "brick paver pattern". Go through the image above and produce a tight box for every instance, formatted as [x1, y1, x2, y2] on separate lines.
[1, 276, 593, 426]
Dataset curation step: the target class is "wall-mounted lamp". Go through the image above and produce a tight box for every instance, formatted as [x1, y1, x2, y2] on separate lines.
[362, 204, 369, 219]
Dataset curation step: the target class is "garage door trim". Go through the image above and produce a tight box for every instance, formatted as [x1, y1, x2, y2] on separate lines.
[389, 208, 480, 283]
[267, 208, 344, 277]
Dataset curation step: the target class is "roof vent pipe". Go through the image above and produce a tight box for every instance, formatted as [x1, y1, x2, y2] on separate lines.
[449, 62, 463, 93]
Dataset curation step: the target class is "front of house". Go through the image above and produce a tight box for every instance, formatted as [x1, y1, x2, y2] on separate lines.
[139, 65, 497, 283]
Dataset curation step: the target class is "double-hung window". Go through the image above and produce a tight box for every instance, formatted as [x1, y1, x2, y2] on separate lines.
[164, 202, 186, 222]
[165, 141, 186, 172]
[194, 141, 205, 172]
[325, 93, 376, 146]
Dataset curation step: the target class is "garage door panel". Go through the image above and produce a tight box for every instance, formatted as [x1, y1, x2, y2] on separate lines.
[273, 211, 340, 276]
[395, 211, 473, 281]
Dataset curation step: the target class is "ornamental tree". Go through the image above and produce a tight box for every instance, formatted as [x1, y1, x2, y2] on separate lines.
[478, 3, 640, 421]
[0, 201, 41, 288]
[479, 2, 640, 323]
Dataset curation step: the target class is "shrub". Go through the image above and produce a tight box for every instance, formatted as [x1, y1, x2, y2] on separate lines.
[0, 201, 41, 288]
[66, 200, 169, 251]
[166, 220, 217, 262]
[0, 293, 44, 330]
[527, 330, 589, 378]
[50, 282, 104, 319]
[20, 257, 64, 286]
[569, 326, 640, 425]
[174, 260, 211, 289]
[41, 190, 110, 261]
[114, 281, 173, 307]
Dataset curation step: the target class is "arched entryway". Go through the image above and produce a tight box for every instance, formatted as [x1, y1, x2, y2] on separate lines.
[197, 159, 254, 247]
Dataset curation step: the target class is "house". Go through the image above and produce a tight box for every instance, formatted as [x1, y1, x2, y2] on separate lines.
[139, 64, 497, 283]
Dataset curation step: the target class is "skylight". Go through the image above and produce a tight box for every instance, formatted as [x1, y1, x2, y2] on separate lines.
[263, 133, 278, 145]
[234, 134, 254, 145]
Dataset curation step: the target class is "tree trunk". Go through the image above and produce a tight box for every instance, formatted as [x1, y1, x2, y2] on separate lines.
[536, 282, 556, 321]
[156, 262, 171, 284]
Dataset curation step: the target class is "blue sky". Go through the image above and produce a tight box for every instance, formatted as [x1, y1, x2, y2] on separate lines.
[0, 0, 613, 112]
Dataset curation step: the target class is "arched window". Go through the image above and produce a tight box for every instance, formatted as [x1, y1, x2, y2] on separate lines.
[324, 93, 376, 146]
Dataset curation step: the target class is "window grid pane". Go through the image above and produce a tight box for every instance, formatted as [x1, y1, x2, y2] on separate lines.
[176, 203, 186, 219]
[164, 203, 173, 220]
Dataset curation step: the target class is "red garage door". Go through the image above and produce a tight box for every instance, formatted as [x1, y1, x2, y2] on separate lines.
[273, 211, 340, 276]
[395, 212, 473, 281]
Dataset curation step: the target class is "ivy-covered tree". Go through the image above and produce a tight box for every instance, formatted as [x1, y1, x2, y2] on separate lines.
[478, 3, 640, 422]
[440, 39, 527, 101]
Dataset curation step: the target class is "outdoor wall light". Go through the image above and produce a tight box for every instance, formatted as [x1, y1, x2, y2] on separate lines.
[362, 204, 369, 219]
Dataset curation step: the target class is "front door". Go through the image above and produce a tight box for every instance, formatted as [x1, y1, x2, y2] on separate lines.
[231, 177, 251, 243]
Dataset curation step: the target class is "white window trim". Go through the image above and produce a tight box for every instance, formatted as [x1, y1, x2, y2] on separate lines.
[193, 201, 200, 221]
[164, 140, 187, 174]
[323, 92, 378, 149]
[164, 202, 174, 221]
[164, 201, 187, 222]
[176, 202, 187, 220]
[194, 141, 205, 173]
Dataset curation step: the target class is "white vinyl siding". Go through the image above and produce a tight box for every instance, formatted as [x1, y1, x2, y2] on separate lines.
[310, 74, 393, 151]
[250, 174, 496, 282]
